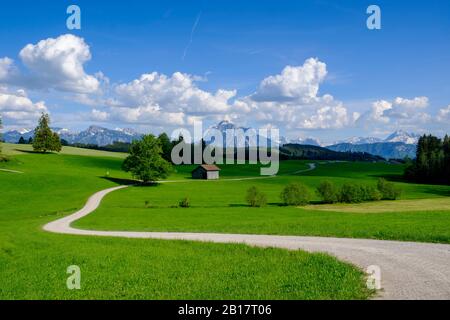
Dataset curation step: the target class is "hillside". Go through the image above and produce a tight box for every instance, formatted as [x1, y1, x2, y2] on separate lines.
[1, 143, 127, 158]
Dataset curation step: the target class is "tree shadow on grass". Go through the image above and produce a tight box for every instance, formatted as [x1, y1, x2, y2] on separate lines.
[100, 176, 140, 186]
[100, 176, 195, 188]
[15, 149, 56, 155]
[420, 187, 450, 197]
[229, 202, 287, 207]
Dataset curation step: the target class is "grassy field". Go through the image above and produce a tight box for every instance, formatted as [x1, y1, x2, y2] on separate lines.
[75, 161, 450, 244]
[1, 143, 127, 158]
[0, 144, 371, 299]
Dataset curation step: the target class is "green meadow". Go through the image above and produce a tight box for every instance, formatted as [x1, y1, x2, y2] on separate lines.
[0, 144, 371, 299]
[1, 143, 450, 299]
[77, 160, 450, 244]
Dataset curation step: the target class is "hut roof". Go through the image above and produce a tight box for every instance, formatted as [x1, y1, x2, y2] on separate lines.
[193, 164, 221, 172]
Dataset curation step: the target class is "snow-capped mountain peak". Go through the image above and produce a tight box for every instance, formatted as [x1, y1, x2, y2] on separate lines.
[18, 128, 32, 135]
[333, 136, 382, 145]
[115, 128, 138, 136]
[86, 125, 106, 134]
[384, 130, 419, 145]
[3, 125, 142, 146]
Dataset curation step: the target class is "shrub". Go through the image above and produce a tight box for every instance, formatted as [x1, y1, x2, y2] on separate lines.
[339, 183, 384, 203]
[316, 180, 339, 203]
[377, 178, 402, 200]
[281, 182, 311, 206]
[179, 197, 190, 208]
[246, 186, 267, 207]
[360, 185, 382, 202]
[339, 183, 364, 203]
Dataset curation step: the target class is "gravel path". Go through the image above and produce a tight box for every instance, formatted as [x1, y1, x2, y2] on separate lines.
[43, 184, 450, 300]
[0, 168, 24, 174]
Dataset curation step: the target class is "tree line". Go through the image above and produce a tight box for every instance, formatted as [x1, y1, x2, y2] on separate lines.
[405, 134, 450, 185]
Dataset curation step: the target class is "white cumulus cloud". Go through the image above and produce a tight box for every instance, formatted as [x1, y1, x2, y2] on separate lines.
[103, 71, 238, 126]
[358, 96, 432, 132]
[251, 58, 327, 102]
[18, 34, 100, 93]
[0, 88, 47, 125]
[234, 58, 350, 130]
[0, 34, 101, 94]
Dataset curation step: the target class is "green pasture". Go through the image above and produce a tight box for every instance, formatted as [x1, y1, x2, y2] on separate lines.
[75, 160, 450, 244]
[0, 145, 372, 299]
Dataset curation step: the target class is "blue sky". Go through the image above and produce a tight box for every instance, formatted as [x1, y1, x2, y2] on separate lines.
[0, 0, 449, 142]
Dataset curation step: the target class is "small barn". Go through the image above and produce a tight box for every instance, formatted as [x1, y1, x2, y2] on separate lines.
[191, 164, 221, 180]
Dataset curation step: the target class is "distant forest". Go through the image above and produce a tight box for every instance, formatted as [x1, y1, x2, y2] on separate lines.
[280, 144, 384, 162]
[405, 135, 450, 185]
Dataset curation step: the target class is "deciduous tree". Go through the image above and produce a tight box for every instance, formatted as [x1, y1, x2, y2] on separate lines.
[122, 134, 172, 183]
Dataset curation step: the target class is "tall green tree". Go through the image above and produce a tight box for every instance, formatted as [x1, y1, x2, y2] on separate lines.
[32, 113, 61, 153]
[122, 134, 172, 183]
[444, 135, 450, 180]
[51, 132, 62, 152]
[406, 134, 449, 184]
[157, 133, 173, 162]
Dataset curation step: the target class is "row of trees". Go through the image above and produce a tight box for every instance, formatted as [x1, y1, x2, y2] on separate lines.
[245, 179, 401, 207]
[18, 136, 34, 144]
[405, 134, 450, 185]
[317, 178, 401, 204]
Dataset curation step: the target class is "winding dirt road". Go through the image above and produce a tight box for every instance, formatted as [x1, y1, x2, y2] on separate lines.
[43, 183, 450, 300]
[0, 168, 24, 174]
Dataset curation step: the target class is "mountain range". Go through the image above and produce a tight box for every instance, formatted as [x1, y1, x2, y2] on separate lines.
[276, 130, 420, 148]
[325, 130, 419, 159]
[2, 122, 420, 159]
[2, 126, 142, 146]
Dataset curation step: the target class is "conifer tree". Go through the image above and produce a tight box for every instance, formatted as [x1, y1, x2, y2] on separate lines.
[32, 113, 61, 153]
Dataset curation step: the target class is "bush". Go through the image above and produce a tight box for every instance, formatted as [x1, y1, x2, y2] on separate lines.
[377, 178, 402, 200]
[179, 197, 190, 208]
[281, 182, 311, 206]
[360, 185, 382, 202]
[339, 183, 364, 203]
[338, 182, 386, 203]
[246, 186, 267, 207]
[316, 180, 339, 203]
